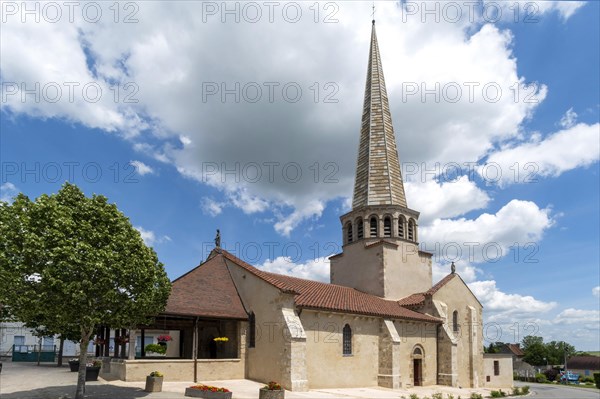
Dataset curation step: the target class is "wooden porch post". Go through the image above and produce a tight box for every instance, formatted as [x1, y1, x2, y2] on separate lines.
[140, 329, 146, 358]
[103, 326, 110, 357]
[114, 329, 120, 358]
[193, 318, 199, 383]
[120, 329, 127, 358]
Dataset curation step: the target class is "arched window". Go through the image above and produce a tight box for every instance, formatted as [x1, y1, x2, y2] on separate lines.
[398, 216, 405, 238]
[346, 222, 353, 243]
[357, 219, 364, 239]
[249, 312, 256, 348]
[370, 216, 378, 237]
[384, 216, 392, 237]
[413, 346, 423, 357]
[408, 220, 415, 241]
[343, 324, 352, 355]
[452, 310, 459, 333]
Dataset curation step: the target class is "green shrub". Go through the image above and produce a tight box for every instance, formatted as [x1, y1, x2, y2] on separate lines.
[594, 373, 600, 389]
[432, 394, 443, 399]
[521, 386, 530, 394]
[409, 394, 420, 399]
[447, 395, 455, 399]
[511, 387, 521, 396]
[469, 394, 483, 399]
[490, 391, 506, 398]
[581, 376, 594, 384]
[535, 373, 547, 383]
[144, 343, 167, 354]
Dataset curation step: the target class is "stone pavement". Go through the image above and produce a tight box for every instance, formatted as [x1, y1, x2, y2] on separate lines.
[0, 361, 495, 399]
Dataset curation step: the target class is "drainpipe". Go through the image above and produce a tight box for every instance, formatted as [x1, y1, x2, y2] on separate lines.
[193, 317, 199, 383]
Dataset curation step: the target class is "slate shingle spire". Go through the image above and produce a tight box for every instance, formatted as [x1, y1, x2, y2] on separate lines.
[352, 21, 407, 209]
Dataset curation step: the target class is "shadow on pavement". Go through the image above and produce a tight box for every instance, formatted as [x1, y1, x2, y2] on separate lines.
[0, 384, 183, 399]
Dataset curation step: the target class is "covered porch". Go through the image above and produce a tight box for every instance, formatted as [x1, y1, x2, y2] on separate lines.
[100, 251, 251, 382]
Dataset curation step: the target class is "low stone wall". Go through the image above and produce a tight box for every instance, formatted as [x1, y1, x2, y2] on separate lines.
[105, 358, 244, 382]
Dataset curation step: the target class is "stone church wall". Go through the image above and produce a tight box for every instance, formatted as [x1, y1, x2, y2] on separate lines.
[301, 310, 379, 389]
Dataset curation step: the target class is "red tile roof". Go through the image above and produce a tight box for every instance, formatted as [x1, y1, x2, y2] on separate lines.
[164, 253, 248, 320]
[398, 274, 458, 307]
[219, 249, 441, 323]
[505, 343, 524, 357]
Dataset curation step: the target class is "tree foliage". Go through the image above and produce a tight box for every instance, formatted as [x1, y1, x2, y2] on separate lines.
[521, 336, 576, 366]
[0, 183, 171, 399]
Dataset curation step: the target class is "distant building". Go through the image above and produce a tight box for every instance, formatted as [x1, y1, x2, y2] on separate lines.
[567, 356, 600, 377]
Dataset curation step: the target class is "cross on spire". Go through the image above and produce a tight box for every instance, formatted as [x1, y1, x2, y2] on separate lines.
[371, 2, 375, 24]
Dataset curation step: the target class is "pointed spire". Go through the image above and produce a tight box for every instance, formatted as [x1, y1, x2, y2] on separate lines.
[352, 22, 407, 209]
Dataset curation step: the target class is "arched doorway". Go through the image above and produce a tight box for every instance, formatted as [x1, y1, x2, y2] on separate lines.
[412, 346, 424, 386]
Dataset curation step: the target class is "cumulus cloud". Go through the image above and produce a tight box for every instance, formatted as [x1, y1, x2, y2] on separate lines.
[420, 199, 553, 265]
[258, 256, 330, 283]
[201, 197, 224, 217]
[0, 2, 562, 235]
[405, 176, 490, 225]
[135, 226, 171, 246]
[593, 286, 600, 298]
[130, 160, 155, 176]
[483, 123, 600, 185]
[0, 182, 19, 203]
[470, 280, 557, 316]
[559, 107, 578, 129]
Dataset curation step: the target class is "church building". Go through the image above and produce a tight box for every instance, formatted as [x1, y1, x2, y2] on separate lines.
[103, 21, 512, 391]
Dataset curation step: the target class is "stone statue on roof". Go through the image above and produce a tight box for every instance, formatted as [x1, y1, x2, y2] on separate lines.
[215, 229, 221, 248]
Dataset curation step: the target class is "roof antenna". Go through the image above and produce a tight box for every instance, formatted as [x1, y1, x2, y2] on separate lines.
[371, 2, 375, 24]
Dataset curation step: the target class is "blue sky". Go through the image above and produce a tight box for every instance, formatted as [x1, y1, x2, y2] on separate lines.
[1, 1, 599, 350]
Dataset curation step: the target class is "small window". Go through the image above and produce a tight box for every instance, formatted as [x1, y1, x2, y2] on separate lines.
[408, 220, 414, 241]
[413, 347, 422, 356]
[384, 217, 391, 237]
[342, 324, 352, 355]
[398, 216, 405, 238]
[370, 217, 378, 237]
[494, 360, 500, 376]
[357, 219, 364, 239]
[249, 312, 256, 348]
[346, 223, 353, 243]
[453, 310, 459, 332]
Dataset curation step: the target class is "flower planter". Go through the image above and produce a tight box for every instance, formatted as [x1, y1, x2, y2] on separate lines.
[259, 388, 285, 399]
[68, 360, 79, 372]
[185, 388, 232, 399]
[145, 376, 163, 392]
[85, 366, 101, 381]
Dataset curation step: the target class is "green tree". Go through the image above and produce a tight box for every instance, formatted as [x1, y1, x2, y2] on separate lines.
[522, 336, 548, 366]
[546, 341, 576, 365]
[0, 183, 171, 399]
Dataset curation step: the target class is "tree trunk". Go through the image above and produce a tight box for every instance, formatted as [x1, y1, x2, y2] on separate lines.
[75, 330, 92, 399]
[57, 337, 65, 367]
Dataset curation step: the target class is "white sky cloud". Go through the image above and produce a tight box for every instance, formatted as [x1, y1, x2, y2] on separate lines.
[420, 199, 553, 265]
[559, 107, 578, 129]
[134, 226, 171, 247]
[258, 256, 330, 283]
[3, 1, 584, 235]
[130, 160, 155, 176]
[483, 123, 600, 186]
[405, 176, 490, 225]
[593, 286, 600, 298]
[201, 198, 224, 217]
[0, 182, 19, 203]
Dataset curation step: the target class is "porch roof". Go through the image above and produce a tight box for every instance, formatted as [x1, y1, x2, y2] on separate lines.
[164, 253, 248, 320]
